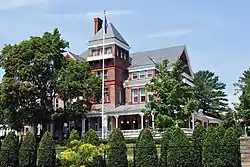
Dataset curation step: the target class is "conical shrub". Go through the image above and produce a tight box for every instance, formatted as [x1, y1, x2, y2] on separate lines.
[160, 128, 172, 167]
[107, 128, 128, 167]
[0, 131, 19, 167]
[19, 132, 37, 167]
[83, 129, 99, 146]
[37, 131, 56, 167]
[135, 129, 158, 167]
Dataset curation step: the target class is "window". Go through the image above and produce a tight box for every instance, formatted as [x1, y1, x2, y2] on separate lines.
[116, 49, 119, 57]
[92, 50, 99, 56]
[120, 51, 123, 59]
[140, 88, 146, 102]
[106, 47, 112, 54]
[139, 71, 145, 79]
[132, 89, 138, 103]
[132, 72, 138, 80]
[119, 89, 122, 104]
[104, 70, 108, 80]
[55, 98, 59, 108]
[147, 70, 153, 78]
[104, 88, 109, 102]
[148, 90, 154, 102]
[96, 70, 108, 80]
[124, 53, 127, 60]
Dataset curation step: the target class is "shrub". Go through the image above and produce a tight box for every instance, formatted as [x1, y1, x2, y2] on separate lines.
[191, 123, 206, 167]
[0, 131, 19, 167]
[83, 129, 99, 146]
[160, 128, 172, 167]
[222, 127, 240, 167]
[202, 126, 226, 167]
[167, 127, 191, 167]
[69, 129, 80, 142]
[135, 129, 158, 167]
[37, 131, 56, 167]
[19, 132, 37, 167]
[107, 128, 128, 167]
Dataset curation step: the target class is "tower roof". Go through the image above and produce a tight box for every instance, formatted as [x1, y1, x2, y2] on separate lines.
[88, 22, 129, 47]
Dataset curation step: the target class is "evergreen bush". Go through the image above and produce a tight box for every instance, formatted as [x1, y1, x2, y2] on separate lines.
[135, 128, 158, 167]
[0, 131, 19, 167]
[191, 123, 206, 167]
[167, 127, 191, 167]
[83, 129, 99, 146]
[107, 128, 128, 167]
[68, 129, 80, 143]
[37, 131, 56, 167]
[160, 128, 172, 167]
[19, 132, 37, 167]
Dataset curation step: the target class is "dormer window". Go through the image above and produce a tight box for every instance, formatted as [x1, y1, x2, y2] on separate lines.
[132, 72, 138, 80]
[106, 47, 112, 54]
[139, 71, 145, 79]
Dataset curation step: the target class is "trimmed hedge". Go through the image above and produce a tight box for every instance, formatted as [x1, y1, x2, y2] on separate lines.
[107, 128, 128, 167]
[69, 129, 80, 142]
[135, 129, 158, 167]
[0, 131, 19, 167]
[19, 131, 37, 167]
[37, 131, 56, 167]
[83, 129, 99, 146]
[160, 128, 173, 167]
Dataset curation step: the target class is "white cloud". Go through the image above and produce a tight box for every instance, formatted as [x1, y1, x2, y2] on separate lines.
[145, 29, 192, 38]
[0, 0, 48, 11]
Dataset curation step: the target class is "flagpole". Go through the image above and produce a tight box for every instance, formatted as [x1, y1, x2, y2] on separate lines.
[101, 10, 106, 139]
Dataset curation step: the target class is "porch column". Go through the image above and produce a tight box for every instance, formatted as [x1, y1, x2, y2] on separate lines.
[191, 113, 195, 130]
[50, 123, 54, 136]
[151, 112, 155, 130]
[103, 115, 108, 138]
[115, 115, 119, 129]
[81, 118, 86, 137]
[140, 113, 144, 129]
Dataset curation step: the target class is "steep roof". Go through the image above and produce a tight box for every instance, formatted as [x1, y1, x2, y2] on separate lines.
[128, 45, 186, 69]
[88, 22, 129, 46]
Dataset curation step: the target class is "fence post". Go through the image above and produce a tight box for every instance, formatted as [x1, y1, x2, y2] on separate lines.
[133, 146, 136, 167]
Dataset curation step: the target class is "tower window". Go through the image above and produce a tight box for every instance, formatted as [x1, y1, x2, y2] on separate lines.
[96, 70, 108, 80]
[92, 50, 99, 56]
[55, 98, 59, 108]
[104, 88, 110, 103]
[106, 47, 112, 54]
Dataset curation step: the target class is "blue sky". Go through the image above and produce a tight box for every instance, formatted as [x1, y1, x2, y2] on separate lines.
[0, 0, 250, 106]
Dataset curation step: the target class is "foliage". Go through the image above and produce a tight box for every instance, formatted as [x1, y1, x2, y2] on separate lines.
[193, 70, 228, 118]
[69, 129, 80, 143]
[221, 127, 240, 167]
[191, 123, 206, 167]
[155, 114, 175, 129]
[0, 131, 19, 167]
[146, 59, 192, 127]
[107, 128, 128, 167]
[60, 140, 107, 167]
[167, 127, 191, 167]
[83, 129, 99, 146]
[160, 128, 172, 167]
[37, 131, 56, 167]
[202, 126, 226, 167]
[53, 60, 101, 122]
[0, 29, 69, 131]
[19, 131, 37, 167]
[135, 129, 158, 167]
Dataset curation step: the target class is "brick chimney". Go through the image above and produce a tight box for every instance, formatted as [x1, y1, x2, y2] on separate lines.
[94, 17, 103, 34]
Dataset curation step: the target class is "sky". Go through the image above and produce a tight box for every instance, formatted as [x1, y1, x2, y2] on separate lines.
[0, 0, 250, 107]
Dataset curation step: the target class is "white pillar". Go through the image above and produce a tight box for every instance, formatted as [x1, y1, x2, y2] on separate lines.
[191, 113, 195, 130]
[140, 113, 144, 129]
[81, 119, 86, 137]
[151, 113, 155, 130]
[103, 115, 108, 138]
[115, 115, 119, 129]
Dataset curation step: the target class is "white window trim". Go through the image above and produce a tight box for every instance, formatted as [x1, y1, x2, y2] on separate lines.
[147, 70, 153, 78]
[140, 88, 146, 103]
[147, 90, 153, 102]
[132, 89, 138, 103]
[129, 67, 156, 73]
[139, 71, 146, 79]
[132, 72, 138, 80]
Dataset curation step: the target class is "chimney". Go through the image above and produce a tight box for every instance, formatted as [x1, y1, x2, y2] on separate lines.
[94, 17, 103, 34]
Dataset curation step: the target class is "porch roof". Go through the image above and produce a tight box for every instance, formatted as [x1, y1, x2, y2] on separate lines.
[194, 112, 221, 124]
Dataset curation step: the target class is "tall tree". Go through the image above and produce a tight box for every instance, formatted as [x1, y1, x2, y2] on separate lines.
[146, 59, 192, 125]
[0, 29, 69, 131]
[193, 70, 228, 118]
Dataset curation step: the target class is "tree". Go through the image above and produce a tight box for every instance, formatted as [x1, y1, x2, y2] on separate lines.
[83, 129, 100, 146]
[0, 131, 19, 167]
[19, 131, 37, 167]
[135, 129, 158, 167]
[146, 59, 192, 126]
[191, 123, 206, 167]
[69, 129, 80, 142]
[160, 128, 173, 167]
[107, 128, 128, 167]
[37, 131, 56, 167]
[155, 114, 175, 129]
[0, 29, 69, 132]
[193, 70, 228, 118]
[167, 127, 191, 167]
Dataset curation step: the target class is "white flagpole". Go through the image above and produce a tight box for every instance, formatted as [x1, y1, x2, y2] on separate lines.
[101, 10, 106, 139]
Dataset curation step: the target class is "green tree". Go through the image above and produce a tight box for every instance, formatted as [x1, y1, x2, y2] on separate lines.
[0, 131, 19, 167]
[167, 127, 191, 167]
[37, 131, 56, 167]
[19, 131, 37, 167]
[135, 129, 158, 167]
[191, 123, 206, 167]
[69, 129, 80, 142]
[83, 129, 100, 146]
[146, 59, 192, 126]
[193, 70, 228, 118]
[155, 114, 175, 129]
[0, 29, 69, 131]
[107, 128, 128, 167]
[160, 128, 173, 167]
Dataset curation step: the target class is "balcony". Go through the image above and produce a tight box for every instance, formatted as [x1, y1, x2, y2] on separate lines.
[87, 53, 113, 62]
